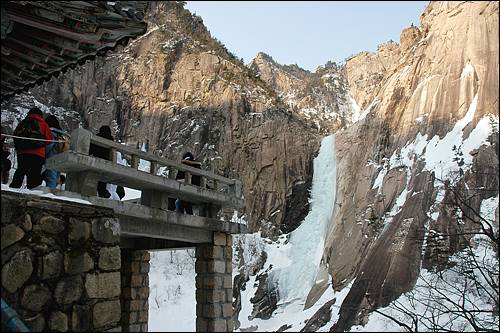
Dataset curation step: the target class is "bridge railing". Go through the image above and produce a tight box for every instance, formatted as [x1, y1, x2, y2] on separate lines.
[47, 128, 243, 217]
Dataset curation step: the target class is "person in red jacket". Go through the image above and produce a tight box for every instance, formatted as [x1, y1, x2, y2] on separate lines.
[9, 107, 53, 189]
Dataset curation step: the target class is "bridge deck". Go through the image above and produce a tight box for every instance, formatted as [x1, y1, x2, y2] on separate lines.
[47, 151, 243, 208]
[4, 187, 248, 245]
[41, 127, 248, 246]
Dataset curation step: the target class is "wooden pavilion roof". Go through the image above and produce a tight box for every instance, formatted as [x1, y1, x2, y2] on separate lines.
[1, 1, 148, 101]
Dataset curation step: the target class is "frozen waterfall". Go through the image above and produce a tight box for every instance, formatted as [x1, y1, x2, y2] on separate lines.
[272, 134, 337, 303]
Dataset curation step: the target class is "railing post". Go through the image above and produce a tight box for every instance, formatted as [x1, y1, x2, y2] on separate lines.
[110, 148, 117, 163]
[141, 190, 169, 210]
[231, 180, 242, 198]
[66, 171, 99, 197]
[185, 172, 192, 185]
[168, 166, 177, 179]
[70, 128, 91, 154]
[150, 161, 158, 175]
[131, 155, 140, 169]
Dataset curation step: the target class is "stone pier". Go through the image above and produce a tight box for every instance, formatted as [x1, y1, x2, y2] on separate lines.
[2, 189, 245, 332]
[121, 249, 150, 332]
[195, 232, 234, 332]
[1, 192, 122, 332]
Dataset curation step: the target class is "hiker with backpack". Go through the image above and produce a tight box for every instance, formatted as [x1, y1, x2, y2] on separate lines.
[43, 115, 68, 189]
[9, 107, 53, 189]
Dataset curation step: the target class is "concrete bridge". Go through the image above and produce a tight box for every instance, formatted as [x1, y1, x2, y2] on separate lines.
[1, 128, 247, 332]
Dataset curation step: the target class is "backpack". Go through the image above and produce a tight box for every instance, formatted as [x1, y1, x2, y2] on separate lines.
[13, 117, 47, 150]
[53, 133, 69, 154]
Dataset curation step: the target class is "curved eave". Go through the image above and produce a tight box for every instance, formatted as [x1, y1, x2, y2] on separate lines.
[1, 1, 148, 101]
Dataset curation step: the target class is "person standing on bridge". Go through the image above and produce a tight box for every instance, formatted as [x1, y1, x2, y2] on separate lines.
[43, 114, 68, 189]
[89, 125, 114, 198]
[10, 107, 53, 189]
[175, 152, 202, 215]
[89, 125, 125, 199]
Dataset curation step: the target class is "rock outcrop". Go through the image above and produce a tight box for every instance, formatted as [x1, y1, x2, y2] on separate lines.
[344, 41, 400, 111]
[250, 53, 353, 133]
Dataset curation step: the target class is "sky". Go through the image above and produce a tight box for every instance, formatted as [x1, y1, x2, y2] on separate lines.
[185, 1, 428, 71]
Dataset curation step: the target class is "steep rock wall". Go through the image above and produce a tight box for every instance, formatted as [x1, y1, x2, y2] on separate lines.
[325, 1, 499, 330]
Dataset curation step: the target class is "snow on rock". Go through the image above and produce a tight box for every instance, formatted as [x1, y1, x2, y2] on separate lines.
[357, 99, 380, 123]
[238, 275, 353, 332]
[460, 61, 475, 79]
[373, 94, 497, 191]
[423, 94, 479, 177]
[351, 233, 499, 332]
[348, 94, 362, 123]
[1, 184, 92, 205]
[480, 195, 499, 234]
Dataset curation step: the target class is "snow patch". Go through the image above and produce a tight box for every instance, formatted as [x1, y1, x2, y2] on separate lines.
[352, 235, 499, 332]
[2, 184, 92, 205]
[349, 95, 362, 122]
[480, 196, 499, 234]
[460, 61, 475, 79]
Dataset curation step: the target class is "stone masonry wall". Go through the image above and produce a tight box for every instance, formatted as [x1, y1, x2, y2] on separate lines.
[1, 191, 122, 332]
[121, 249, 150, 332]
[195, 232, 233, 332]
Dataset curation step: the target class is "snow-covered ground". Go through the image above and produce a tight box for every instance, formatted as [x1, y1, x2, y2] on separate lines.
[148, 250, 196, 332]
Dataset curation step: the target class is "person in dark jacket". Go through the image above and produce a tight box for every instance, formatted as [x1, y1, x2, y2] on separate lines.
[10, 107, 53, 189]
[43, 115, 67, 189]
[175, 152, 202, 215]
[89, 125, 114, 198]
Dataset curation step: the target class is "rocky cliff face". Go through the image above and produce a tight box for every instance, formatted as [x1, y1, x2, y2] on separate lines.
[250, 53, 354, 133]
[1, 1, 321, 235]
[323, 1, 499, 330]
[344, 40, 400, 111]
